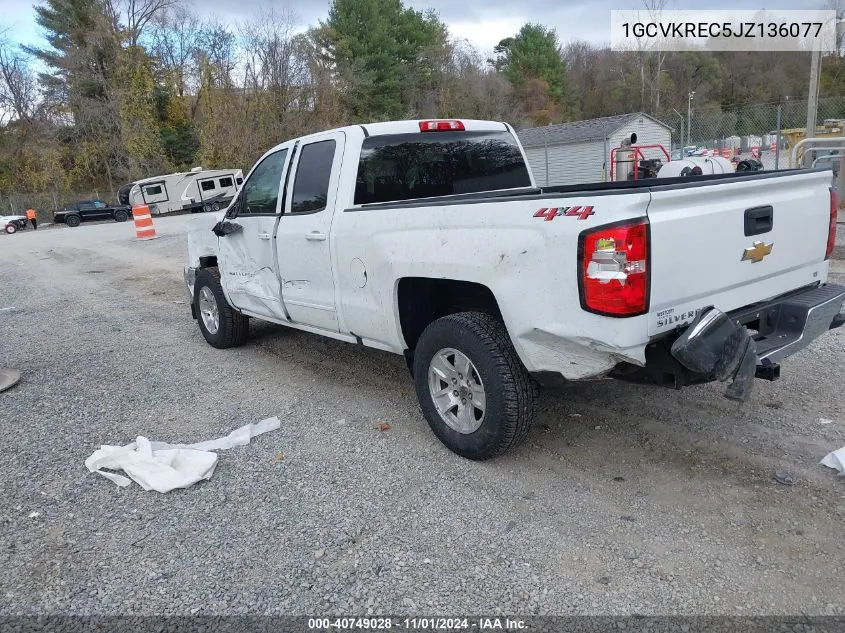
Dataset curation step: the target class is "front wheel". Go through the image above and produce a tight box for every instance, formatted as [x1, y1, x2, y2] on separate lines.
[114, 209, 129, 222]
[65, 215, 81, 228]
[5, 224, 16, 234]
[193, 267, 249, 349]
[413, 311, 537, 460]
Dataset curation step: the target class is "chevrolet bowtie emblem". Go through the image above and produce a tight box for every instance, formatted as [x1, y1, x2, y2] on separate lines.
[741, 241, 773, 263]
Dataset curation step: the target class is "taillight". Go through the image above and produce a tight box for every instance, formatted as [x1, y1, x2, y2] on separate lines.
[579, 219, 650, 317]
[826, 188, 838, 260]
[419, 120, 465, 132]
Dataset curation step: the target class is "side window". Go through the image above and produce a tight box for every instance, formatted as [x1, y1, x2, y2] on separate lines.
[236, 177, 243, 186]
[219, 176, 234, 188]
[145, 185, 163, 196]
[93, 201, 106, 208]
[200, 180, 216, 192]
[241, 149, 288, 215]
[290, 140, 336, 214]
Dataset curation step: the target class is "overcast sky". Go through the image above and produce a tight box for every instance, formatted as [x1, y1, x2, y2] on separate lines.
[1, 0, 828, 55]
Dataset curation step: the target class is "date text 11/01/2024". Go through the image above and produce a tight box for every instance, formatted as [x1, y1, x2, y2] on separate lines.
[308, 618, 527, 630]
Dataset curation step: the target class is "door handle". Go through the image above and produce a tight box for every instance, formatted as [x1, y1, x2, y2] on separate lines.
[305, 231, 327, 242]
[258, 232, 272, 240]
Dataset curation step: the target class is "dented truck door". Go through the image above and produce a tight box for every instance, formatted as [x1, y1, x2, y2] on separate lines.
[217, 146, 291, 320]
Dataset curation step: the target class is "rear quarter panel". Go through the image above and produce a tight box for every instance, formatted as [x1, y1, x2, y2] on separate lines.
[332, 192, 653, 378]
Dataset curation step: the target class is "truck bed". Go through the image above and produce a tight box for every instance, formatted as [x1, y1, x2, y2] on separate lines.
[350, 168, 823, 211]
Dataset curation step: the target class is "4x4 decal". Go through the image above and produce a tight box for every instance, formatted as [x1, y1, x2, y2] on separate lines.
[533, 206, 595, 221]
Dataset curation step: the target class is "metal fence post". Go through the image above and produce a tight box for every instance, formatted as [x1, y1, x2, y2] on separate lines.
[544, 138, 549, 186]
[775, 102, 782, 170]
[805, 49, 822, 167]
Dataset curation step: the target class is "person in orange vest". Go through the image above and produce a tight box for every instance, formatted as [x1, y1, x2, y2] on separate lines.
[25, 208, 37, 230]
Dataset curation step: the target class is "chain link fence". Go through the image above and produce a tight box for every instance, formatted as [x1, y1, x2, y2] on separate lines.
[657, 96, 845, 171]
[0, 191, 115, 222]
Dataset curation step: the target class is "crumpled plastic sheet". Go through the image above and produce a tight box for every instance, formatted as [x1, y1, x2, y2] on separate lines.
[84, 417, 281, 493]
[821, 446, 845, 476]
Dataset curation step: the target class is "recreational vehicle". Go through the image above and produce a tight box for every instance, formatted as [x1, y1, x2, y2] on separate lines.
[122, 168, 244, 216]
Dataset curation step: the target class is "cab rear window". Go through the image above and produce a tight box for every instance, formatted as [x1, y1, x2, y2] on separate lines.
[354, 131, 531, 205]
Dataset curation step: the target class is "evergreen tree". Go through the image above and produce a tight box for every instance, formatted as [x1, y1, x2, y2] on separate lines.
[321, 0, 445, 121]
[494, 23, 567, 102]
[25, 0, 121, 127]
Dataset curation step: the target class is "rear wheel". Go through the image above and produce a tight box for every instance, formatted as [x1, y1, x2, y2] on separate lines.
[114, 209, 129, 222]
[212, 201, 221, 212]
[193, 267, 249, 349]
[413, 311, 537, 460]
[203, 203, 212, 213]
[65, 214, 81, 228]
[5, 224, 16, 234]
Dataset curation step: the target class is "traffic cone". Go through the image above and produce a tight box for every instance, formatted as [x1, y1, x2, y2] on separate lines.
[132, 204, 159, 241]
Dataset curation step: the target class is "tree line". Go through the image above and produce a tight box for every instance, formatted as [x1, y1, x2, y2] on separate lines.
[1, 0, 844, 199]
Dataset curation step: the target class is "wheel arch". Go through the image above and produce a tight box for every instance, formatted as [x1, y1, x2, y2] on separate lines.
[397, 277, 505, 356]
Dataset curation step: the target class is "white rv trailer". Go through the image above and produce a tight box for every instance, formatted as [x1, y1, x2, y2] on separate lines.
[126, 167, 244, 216]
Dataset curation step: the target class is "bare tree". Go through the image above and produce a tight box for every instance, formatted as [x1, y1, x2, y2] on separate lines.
[150, 4, 202, 96]
[0, 35, 38, 125]
[108, 0, 181, 47]
[240, 8, 304, 97]
[646, 0, 670, 112]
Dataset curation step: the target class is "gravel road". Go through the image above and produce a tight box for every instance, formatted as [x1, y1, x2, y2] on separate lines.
[1, 217, 844, 616]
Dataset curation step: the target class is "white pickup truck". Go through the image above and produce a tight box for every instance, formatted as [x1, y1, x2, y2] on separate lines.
[184, 118, 845, 460]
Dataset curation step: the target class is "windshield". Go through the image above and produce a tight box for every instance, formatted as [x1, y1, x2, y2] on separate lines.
[354, 130, 531, 205]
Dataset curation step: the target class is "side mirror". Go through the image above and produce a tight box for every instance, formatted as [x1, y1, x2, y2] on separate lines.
[212, 220, 243, 237]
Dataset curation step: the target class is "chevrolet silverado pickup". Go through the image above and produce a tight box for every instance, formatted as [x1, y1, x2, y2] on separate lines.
[183, 118, 845, 460]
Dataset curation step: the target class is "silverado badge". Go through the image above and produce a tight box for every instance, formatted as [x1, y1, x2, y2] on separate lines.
[741, 241, 773, 263]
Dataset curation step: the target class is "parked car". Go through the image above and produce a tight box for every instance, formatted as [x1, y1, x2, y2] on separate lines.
[53, 200, 132, 227]
[183, 118, 844, 461]
[0, 215, 28, 234]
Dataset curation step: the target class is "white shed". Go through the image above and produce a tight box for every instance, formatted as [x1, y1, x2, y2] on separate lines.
[517, 112, 673, 186]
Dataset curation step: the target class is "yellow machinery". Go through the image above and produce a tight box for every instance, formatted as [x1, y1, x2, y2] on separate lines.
[783, 120, 845, 166]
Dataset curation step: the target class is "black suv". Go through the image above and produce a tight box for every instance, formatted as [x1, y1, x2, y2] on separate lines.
[53, 200, 132, 228]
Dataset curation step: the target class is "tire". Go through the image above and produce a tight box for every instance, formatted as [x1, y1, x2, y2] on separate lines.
[212, 201, 221, 212]
[203, 203, 212, 213]
[193, 267, 249, 349]
[5, 224, 16, 234]
[114, 209, 129, 222]
[413, 311, 537, 460]
[65, 215, 81, 228]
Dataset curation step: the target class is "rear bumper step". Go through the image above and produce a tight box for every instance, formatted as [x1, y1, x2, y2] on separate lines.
[612, 283, 845, 402]
[731, 283, 845, 365]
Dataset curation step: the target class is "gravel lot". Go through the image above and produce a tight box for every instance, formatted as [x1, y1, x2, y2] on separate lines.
[1, 217, 844, 616]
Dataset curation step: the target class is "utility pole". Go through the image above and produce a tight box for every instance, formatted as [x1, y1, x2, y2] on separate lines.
[805, 48, 822, 166]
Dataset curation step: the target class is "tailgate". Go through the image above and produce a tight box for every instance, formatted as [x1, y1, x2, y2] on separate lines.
[646, 170, 832, 336]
